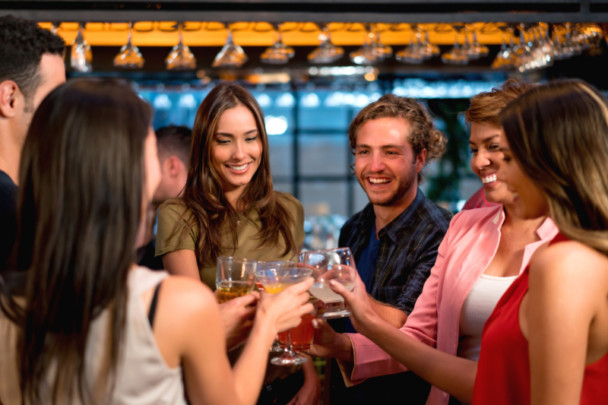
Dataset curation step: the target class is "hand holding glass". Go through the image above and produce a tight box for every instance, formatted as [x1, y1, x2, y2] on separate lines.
[299, 248, 357, 319]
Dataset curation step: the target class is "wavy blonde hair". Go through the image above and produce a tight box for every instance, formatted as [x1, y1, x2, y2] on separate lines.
[500, 79, 608, 255]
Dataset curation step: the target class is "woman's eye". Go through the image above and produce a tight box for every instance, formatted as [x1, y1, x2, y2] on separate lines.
[216, 139, 229, 145]
[246, 136, 258, 142]
[470, 149, 478, 154]
[489, 144, 500, 150]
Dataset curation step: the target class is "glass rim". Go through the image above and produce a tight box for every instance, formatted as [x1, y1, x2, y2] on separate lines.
[254, 267, 312, 279]
[297, 247, 353, 255]
[217, 256, 257, 264]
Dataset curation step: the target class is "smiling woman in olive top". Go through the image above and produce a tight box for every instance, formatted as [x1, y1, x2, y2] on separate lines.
[156, 83, 304, 288]
[155, 84, 320, 405]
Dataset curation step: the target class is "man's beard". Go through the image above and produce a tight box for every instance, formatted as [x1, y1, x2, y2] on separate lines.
[360, 161, 417, 207]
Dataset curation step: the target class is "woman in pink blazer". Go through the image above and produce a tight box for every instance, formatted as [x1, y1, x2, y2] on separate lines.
[310, 80, 558, 405]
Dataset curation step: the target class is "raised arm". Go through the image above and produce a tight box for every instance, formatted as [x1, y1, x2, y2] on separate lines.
[331, 270, 477, 404]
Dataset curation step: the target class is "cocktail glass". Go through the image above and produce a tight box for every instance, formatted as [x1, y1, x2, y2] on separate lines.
[255, 266, 313, 366]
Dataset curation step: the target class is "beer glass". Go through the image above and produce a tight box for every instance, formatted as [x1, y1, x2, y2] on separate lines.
[216, 257, 256, 303]
[298, 248, 357, 319]
[255, 265, 313, 366]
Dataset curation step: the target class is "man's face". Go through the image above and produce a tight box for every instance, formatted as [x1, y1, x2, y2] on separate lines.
[18, 53, 66, 141]
[354, 117, 424, 207]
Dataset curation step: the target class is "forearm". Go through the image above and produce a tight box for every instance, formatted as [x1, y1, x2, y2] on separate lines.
[233, 321, 275, 405]
[363, 317, 477, 404]
[369, 298, 408, 328]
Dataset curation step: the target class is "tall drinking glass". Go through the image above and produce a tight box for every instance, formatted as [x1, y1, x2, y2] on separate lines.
[298, 248, 357, 319]
[216, 257, 256, 303]
[255, 266, 313, 366]
[257, 260, 296, 353]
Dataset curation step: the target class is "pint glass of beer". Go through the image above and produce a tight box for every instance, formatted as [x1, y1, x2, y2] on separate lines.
[216, 256, 257, 303]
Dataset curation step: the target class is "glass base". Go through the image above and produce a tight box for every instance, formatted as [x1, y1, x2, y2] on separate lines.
[271, 354, 308, 366]
[319, 309, 352, 319]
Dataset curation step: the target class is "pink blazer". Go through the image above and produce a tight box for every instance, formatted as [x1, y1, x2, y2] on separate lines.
[344, 205, 558, 405]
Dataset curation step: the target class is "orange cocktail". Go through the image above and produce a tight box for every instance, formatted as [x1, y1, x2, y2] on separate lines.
[278, 312, 315, 351]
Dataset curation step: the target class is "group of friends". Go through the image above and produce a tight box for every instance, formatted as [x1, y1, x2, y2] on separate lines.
[0, 14, 607, 405]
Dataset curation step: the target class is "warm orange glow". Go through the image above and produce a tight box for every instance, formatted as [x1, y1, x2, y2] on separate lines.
[38, 22, 507, 47]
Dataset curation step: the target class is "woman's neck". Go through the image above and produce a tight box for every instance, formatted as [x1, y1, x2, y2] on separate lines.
[224, 185, 246, 211]
[502, 203, 546, 237]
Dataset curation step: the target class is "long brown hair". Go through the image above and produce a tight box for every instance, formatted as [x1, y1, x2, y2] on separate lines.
[0, 79, 151, 404]
[173, 83, 295, 268]
[500, 80, 608, 254]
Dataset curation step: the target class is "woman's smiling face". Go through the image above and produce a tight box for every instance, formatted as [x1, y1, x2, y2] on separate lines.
[469, 122, 513, 205]
[496, 135, 550, 220]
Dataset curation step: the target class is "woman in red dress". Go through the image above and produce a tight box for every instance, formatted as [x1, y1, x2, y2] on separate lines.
[472, 80, 608, 404]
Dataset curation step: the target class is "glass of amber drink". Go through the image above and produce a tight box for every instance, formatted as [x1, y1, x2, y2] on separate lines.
[216, 257, 257, 303]
[255, 265, 313, 366]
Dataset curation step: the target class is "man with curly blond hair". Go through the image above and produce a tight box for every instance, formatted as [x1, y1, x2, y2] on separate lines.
[311, 94, 453, 405]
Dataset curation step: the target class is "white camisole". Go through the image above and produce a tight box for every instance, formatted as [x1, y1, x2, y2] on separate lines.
[458, 274, 518, 362]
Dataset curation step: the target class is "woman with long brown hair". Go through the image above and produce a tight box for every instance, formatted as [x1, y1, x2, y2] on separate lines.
[0, 79, 313, 405]
[473, 80, 608, 404]
[156, 83, 319, 405]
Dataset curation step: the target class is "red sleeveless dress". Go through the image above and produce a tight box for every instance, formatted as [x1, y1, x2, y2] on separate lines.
[472, 233, 608, 404]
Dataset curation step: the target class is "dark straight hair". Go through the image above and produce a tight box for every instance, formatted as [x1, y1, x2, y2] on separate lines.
[0, 79, 152, 404]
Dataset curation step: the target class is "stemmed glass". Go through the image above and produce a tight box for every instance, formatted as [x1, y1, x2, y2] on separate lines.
[350, 29, 377, 65]
[513, 23, 535, 72]
[396, 25, 424, 64]
[213, 25, 248, 68]
[419, 25, 440, 58]
[114, 22, 144, 69]
[165, 23, 197, 70]
[492, 25, 518, 70]
[71, 23, 93, 73]
[308, 24, 344, 64]
[469, 25, 489, 58]
[441, 25, 468, 65]
[298, 247, 357, 319]
[371, 28, 393, 60]
[255, 265, 313, 366]
[256, 261, 295, 353]
[261, 24, 294, 65]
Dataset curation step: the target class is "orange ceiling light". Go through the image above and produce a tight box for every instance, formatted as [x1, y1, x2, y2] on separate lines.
[39, 22, 508, 47]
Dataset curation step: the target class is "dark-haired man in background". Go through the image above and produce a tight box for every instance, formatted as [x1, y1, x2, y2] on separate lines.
[0, 15, 65, 271]
[138, 125, 192, 269]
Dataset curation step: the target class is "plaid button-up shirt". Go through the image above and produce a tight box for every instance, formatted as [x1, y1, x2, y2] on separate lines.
[339, 188, 453, 314]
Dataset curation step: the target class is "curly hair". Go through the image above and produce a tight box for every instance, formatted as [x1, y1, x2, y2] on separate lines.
[464, 79, 535, 128]
[0, 15, 65, 105]
[348, 94, 447, 183]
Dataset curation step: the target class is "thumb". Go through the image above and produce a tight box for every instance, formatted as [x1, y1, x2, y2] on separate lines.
[234, 292, 259, 307]
[329, 280, 356, 304]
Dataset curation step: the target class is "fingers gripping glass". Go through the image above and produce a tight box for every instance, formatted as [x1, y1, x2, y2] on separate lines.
[298, 248, 357, 319]
[255, 265, 313, 366]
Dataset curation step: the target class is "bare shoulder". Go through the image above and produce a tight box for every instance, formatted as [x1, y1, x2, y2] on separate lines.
[160, 275, 219, 318]
[530, 239, 608, 290]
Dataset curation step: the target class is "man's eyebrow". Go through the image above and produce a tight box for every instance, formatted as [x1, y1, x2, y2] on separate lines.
[356, 144, 405, 149]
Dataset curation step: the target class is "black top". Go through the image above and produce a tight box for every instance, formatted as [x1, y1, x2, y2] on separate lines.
[0, 170, 17, 272]
[338, 188, 453, 313]
[328, 188, 453, 405]
[137, 238, 164, 270]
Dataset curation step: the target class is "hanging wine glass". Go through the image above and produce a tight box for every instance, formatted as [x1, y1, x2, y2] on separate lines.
[491, 26, 518, 70]
[470, 25, 489, 57]
[308, 24, 344, 64]
[71, 23, 93, 73]
[371, 26, 393, 60]
[166, 22, 197, 70]
[350, 28, 378, 65]
[420, 25, 440, 58]
[396, 25, 424, 64]
[114, 22, 144, 69]
[213, 25, 248, 68]
[261, 24, 294, 65]
[441, 25, 468, 65]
